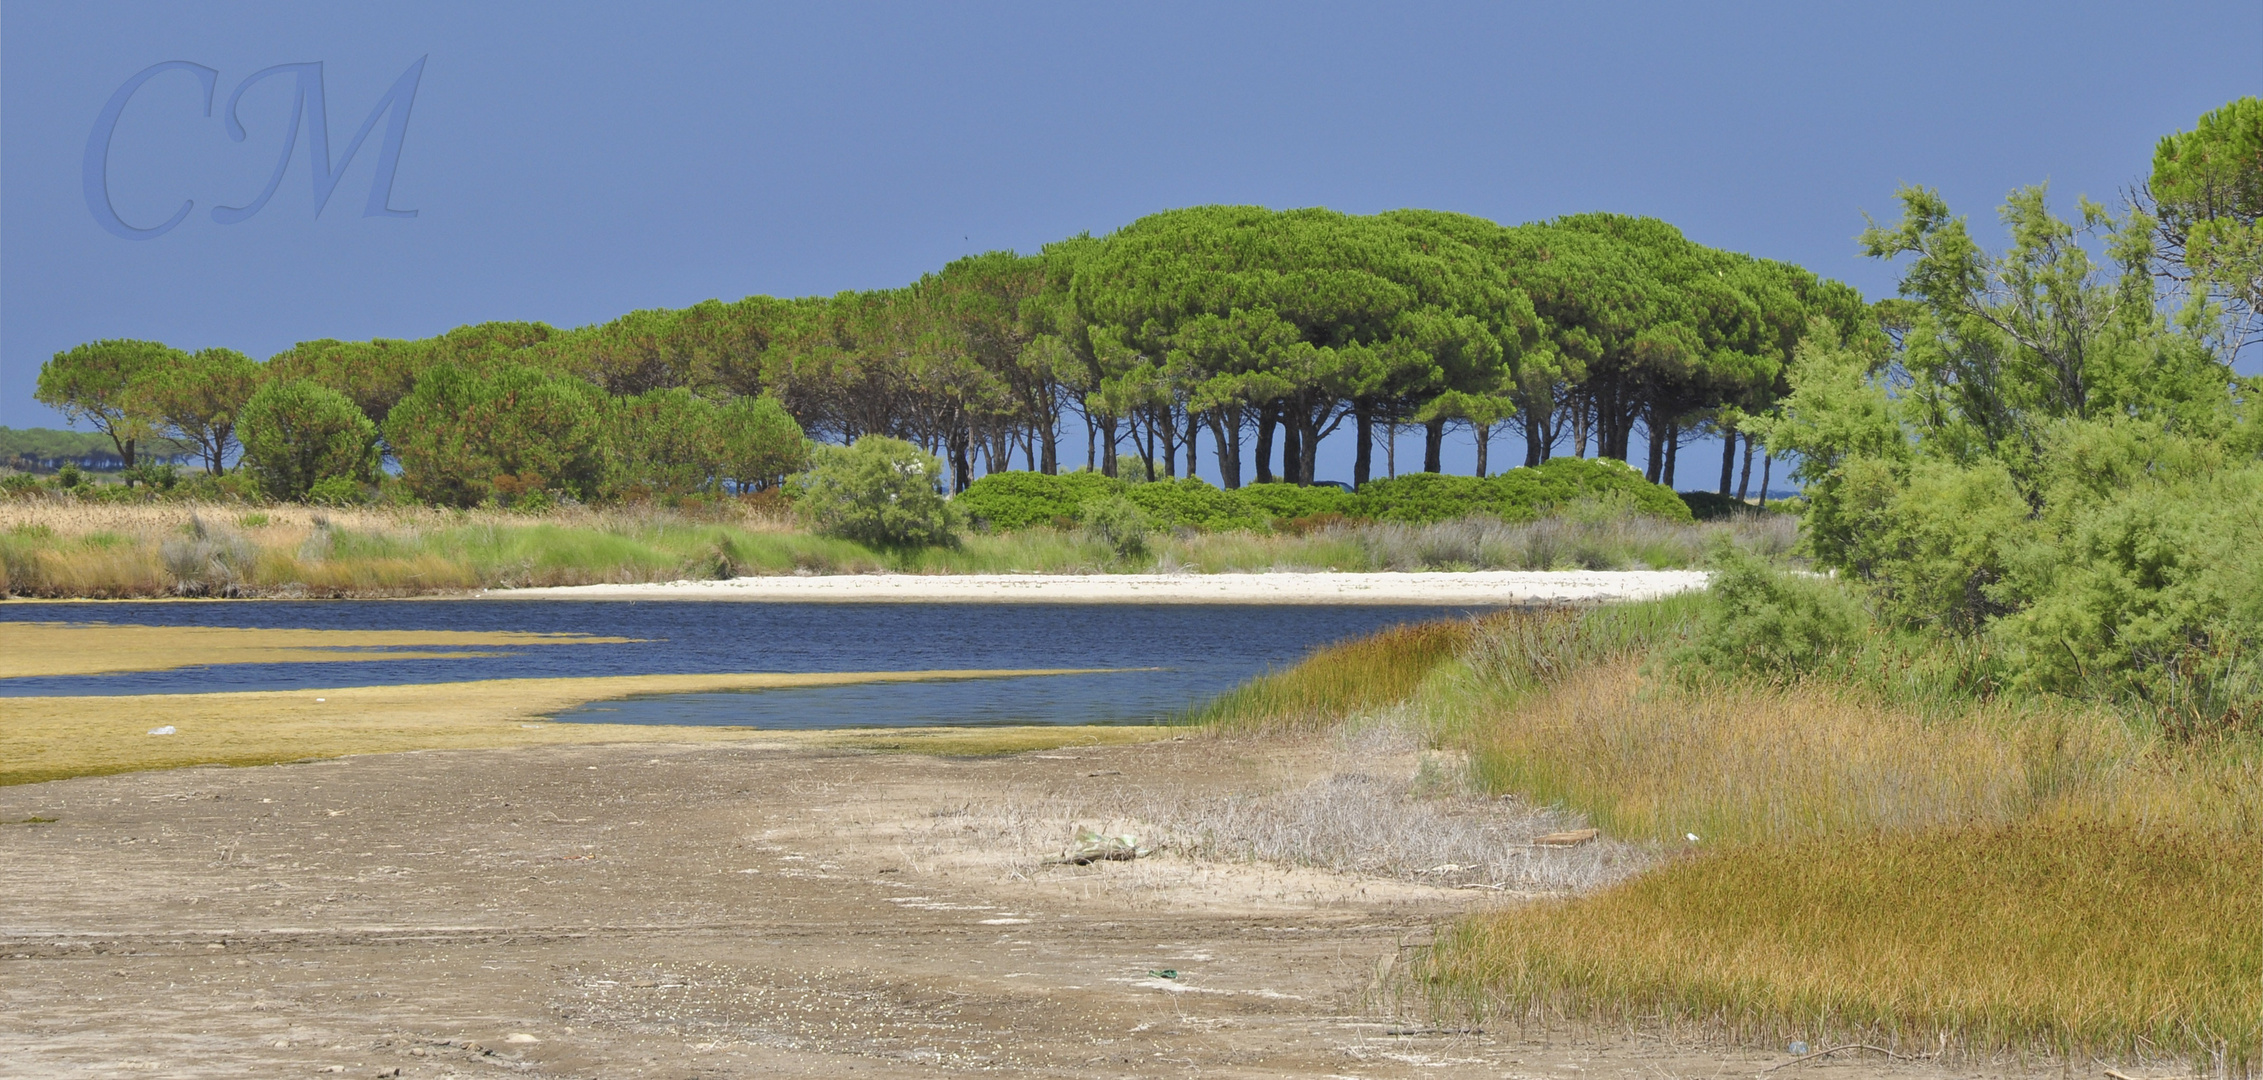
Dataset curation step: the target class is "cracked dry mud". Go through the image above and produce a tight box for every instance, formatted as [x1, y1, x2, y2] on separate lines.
[3, 735, 2050, 1079]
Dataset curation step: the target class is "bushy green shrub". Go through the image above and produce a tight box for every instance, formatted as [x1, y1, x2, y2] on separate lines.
[954, 470, 1120, 530]
[1123, 477, 1269, 531]
[1676, 545, 1871, 683]
[237, 379, 380, 501]
[306, 476, 366, 506]
[1350, 473, 1504, 523]
[1079, 494, 1152, 557]
[716, 394, 808, 493]
[1349, 458, 1691, 525]
[792, 436, 958, 547]
[1231, 482, 1354, 521]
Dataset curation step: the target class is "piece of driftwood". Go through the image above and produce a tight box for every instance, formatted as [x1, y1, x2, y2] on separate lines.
[1533, 828, 1599, 847]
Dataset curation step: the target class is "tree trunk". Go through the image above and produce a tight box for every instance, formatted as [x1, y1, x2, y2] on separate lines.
[1099, 416, 1118, 478]
[1474, 422, 1490, 478]
[1352, 402, 1372, 487]
[1423, 418, 1444, 473]
[1142, 412, 1158, 481]
[1296, 417, 1321, 485]
[949, 428, 973, 493]
[1737, 432, 1755, 501]
[1759, 451, 1772, 504]
[1158, 408, 1177, 479]
[1208, 409, 1242, 488]
[1643, 416, 1664, 482]
[1185, 411, 1200, 480]
[1281, 420, 1303, 485]
[1254, 407, 1277, 484]
[1385, 422, 1397, 478]
[1718, 423, 1736, 495]
[1661, 420, 1679, 488]
[1041, 418, 1057, 474]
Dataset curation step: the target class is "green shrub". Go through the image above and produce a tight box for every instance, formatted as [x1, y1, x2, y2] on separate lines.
[717, 394, 808, 493]
[1676, 545, 1870, 683]
[1079, 494, 1152, 557]
[1350, 458, 1693, 525]
[1123, 477, 1268, 531]
[1349, 473, 1501, 523]
[237, 379, 380, 501]
[793, 436, 958, 547]
[954, 470, 1120, 530]
[306, 476, 366, 506]
[1231, 482, 1354, 523]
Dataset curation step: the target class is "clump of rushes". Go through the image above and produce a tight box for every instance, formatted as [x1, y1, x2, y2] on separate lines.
[1184, 618, 1484, 734]
[1418, 821, 2262, 1067]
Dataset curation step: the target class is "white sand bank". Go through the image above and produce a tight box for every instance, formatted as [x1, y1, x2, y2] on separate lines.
[482, 569, 1709, 605]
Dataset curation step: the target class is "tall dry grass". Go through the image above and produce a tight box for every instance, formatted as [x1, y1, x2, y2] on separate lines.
[1158, 511, 1797, 573]
[1425, 821, 2262, 1065]
[1, 499, 1786, 598]
[1186, 599, 2263, 1066]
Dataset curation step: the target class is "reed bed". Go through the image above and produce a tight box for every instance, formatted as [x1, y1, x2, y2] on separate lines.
[1424, 821, 2262, 1066]
[1185, 599, 2263, 1067]
[1184, 618, 1485, 734]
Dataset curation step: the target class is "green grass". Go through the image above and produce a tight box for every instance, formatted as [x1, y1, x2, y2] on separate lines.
[1184, 617, 1484, 733]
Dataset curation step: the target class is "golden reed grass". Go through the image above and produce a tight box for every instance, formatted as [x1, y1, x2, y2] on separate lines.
[1424, 820, 2261, 1065]
[1430, 659, 2263, 1066]
[1180, 604, 2263, 1067]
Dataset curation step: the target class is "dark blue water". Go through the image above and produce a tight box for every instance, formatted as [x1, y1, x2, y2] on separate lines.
[0, 601, 1487, 727]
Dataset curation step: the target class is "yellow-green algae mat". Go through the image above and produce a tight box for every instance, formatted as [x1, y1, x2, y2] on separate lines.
[0, 622, 1172, 785]
[0, 620, 642, 679]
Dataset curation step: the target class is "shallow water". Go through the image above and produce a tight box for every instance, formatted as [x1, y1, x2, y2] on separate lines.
[0, 600, 1489, 727]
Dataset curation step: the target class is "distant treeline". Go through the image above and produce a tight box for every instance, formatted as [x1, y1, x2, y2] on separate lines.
[34, 206, 1869, 506]
[0, 427, 196, 473]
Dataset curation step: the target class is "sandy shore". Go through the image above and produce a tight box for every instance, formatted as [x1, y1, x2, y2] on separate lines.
[485, 569, 1709, 604]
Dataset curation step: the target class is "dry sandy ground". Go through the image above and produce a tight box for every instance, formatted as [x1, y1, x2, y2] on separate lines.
[486, 570, 1709, 605]
[1, 735, 2052, 1080]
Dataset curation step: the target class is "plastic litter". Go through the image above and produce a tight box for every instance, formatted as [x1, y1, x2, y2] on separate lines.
[1045, 828, 1161, 865]
[1148, 969, 1178, 980]
[147, 726, 176, 736]
[1789, 1041, 1809, 1056]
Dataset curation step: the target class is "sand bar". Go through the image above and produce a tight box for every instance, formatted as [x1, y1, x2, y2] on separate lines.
[483, 569, 1710, 605]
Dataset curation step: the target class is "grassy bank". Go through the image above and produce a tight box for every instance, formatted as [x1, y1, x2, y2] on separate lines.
[1189, 600, 2263, 1068]
[0, 499, 1791, 599]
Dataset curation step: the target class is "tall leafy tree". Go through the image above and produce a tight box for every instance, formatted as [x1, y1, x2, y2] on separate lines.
[130, 347, 261, 475]
[35, 339, 180, 469]
[236, 380, 380, 500]
[385, 363, 611, 507]
[2141, 95, 2263, 360]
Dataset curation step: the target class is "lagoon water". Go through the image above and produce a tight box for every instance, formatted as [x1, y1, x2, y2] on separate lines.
[0, 601, 1489, 727]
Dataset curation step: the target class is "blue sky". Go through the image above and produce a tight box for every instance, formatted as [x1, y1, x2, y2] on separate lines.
[3, 2, 2258, 483]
